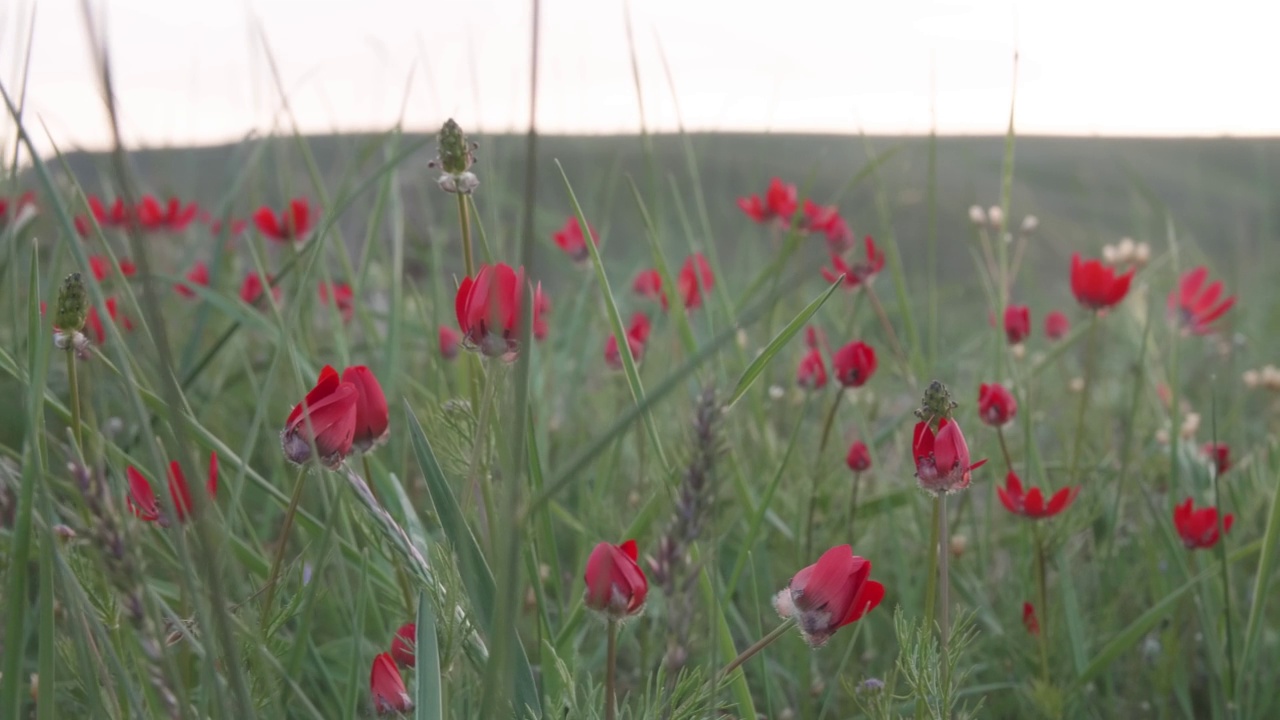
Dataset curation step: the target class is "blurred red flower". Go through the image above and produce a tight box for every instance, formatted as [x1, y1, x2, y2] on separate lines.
[281, 365, 359, 469]
[737, 177, 798, 225]
[137, 195, 200, 232]
[996, 472, 1079, 519]
[978, 383, 1018, 427]
[342, 366, 389, 453]
[1168, 266, 1235, 335]
[846, 441, 872, 473]
[370, 653, 413, 715]
[796, 348, 827, 390]
[176, 261, 210, 299]
[253, 198, 314, 243]
[832, 340, 877, 387]
[677, 253, 714, 310]
[632, 268, 669, 311]
[1044, 311, 1070, 340]
[1070, 253, 1133, 310]
[391, 623, 416, 668]
[584, 539, 648, 620]
[1202, 442, 1230, 475]
[127, 452, 218, 525]
[1004, 304, 1031, 344]
[319, 282, 354, 322]
[552, 216, 599, 263]
[1173, 497, 1233, 550]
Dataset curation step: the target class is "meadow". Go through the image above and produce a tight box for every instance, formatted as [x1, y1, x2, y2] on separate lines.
[1, 110, 1279, 720]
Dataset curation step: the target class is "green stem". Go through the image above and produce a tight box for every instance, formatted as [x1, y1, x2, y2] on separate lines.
[66, 347, 82, 450]
[865, 285, 907, 365]
[1034, 524, 1050, 684]
[805, 391, 844, 559]
[605, 619, 618, 720]
[457, 193, 474, 279]
[1210, 394, 1237, 715]
[719, 618, 796, 680]
[939, 493, 950, 654]
[917, 495, 943, 720]
[1068, 313, 1099, 485]
[262, 468, 307, 631]
[997, 426, 1014, 476]
[847, 472, 864, 539]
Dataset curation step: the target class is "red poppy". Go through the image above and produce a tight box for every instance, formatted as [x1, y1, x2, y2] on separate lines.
[846, 441, 872, 473]
[439, 326, 460, 360]
[604, 313, 651, 371]
[137, 195, 200, 232]
[1070, 253, 1134, 310]
[1022, 602, 1040, 635]
[1173, 497, 1233, 550]
[253, 198, 314, 243]
[89, 196, 131, 228]
[676, 253, 714, 310]
[1168, 266, 1235, 335]
[82, 298, 134, 345]
[89, 256, 112, 282]
[796, 348, 827, 390]
[455, 263, 528, 358]
[1044, 311, 1070, 340]
[1004, 304, 1031, 344]
[1202, 442, 1230, 475]
[74, 215, 94, 238]
[737, 177, 799, 225]
[773, 544, 884, 647]
[239, 272, 281, 307]
[583, 539, 648, 620]
[370, 652, 413, 715]
[127, 452, 218, 525]
[997, 472, 1078, 519]
[552, 216, 599, 263]
[281, 365, 359, 469]
[832, 340, 877, 387]
[319, 282, 354, 322]
[802, 200, 854, 250]
[912, 419, 986, 494]
[176, 261, 210, 299]
[341, 366, 390, 453]
[978, 383, 1017, 427]
[632, 269, 669, 311]
[390, 623, 416, 668]
[821, 236, 885, 290]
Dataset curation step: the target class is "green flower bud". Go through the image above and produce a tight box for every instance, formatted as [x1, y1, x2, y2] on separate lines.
[914, 379, 957, 427]
[54, 272, 88, 333]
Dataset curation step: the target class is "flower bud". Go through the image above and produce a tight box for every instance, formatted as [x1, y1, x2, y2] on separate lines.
[968, 205, 986, 226]
[54, 272, 89, 333]
[987, 206, 1004, 229]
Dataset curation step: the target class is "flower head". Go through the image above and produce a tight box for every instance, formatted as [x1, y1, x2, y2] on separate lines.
[370, 653, 413, 715]
[89, 196, 131, 228]
[822, 236, 885, 290]
[1168, 266, 1235, 335]
[127, 452, 218, 526]
[737, 177, 798, 225]
[583, 539, 648, 620]
[253, 198, 314, 243]
[175, 261, 209, 299]
[677, 253, 714, 310]
[319, 282, 354, 323]
[239, 272, 281, 307]
[1044, 311, 1070, 340]
[281, 365, 359, 469]
[552, 216, 599, 263]
[912, 418, 986, 494]
[796, 348, 827, 390]
[341, 366, 390, 453]
[1004, 304, 1031, 344]
[773, 545, 884, 647]
[632, 269, 669, 311]
[832, 341, 877, 387]
[1022, 602, 1040, 635]
[430, 119, 479, 194]
[439, 326, 460, 360]
[605, 313, 651, 371]
[1070, 253, 1134, 310]
[996, 472, 1078, 519]
[978, 383, 1017, 427]
[137, 195, 199, 232]
[846, 441, 872, 473]
[1202, 442, 1230, 475]
[455, 263, 529, 358]
[1173, 497, 1233, 550]
[390, 623, 416, 668]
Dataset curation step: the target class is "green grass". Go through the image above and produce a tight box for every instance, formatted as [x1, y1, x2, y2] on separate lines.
[3, 86, 1280, 720]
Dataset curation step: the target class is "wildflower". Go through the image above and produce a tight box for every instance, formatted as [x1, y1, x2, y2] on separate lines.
[978, 383, 1018, 427]
[1070, 253, 1134, 310]
[390, 623, 416, 668]
[1022, 602, 1040, 635]
[773, 544, 884, 647]
[605, 313, 651, 371]
[631, 268, 669, 312]
[253, 198, 314, 243]
[455, 263, 529, 358]
[281, 365, 359, 469]
[1004, 304, 1031, 344]
[737, 177, 798, 225]
[429, 119, 479, 194]
[997, 471, 1079, 519]
[1020, 215, 1039, 234]
[821, 237, 885, 290]
[584, 539, 648, 620]
[1168, 266, 1235, 335]
[82, 298, 134, 345]
[370, 653, 413, 715]
[857, 678, 886, 695]
[1173, 498, 1233, 550]
[341, 366, 390, 453]
[53, 273, 89, 336]
[126, 452, 218, 525]
[74, 215, 94, 238]
[1202, 442, 1230, 475]
[796, 348, 827, 390]
[552, 216, 598, 263]
[1044, 311, 1070, 340]
[136, 195, 199, 232]
[439, 326, 460, 360]
[912, 418, 986, 494]
[676, 253, 714, 310]
[988, 206, 1004, 229]
[968, 205, 986, 226]
[832, 341, 877, 387]
[175, 261, 209, 299]
[319, 282, 354, 322]
[846, 441, 871, 473]
[239, 272, 281, 307]
[802, 200, 854, 252]
[89, 196, 131, 228]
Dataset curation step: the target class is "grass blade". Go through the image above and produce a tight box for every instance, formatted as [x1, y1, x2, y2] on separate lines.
[414, 592, 444, 720]
[728, 278, 842, 407]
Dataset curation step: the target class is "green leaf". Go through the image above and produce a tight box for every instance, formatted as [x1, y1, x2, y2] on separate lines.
[414, 592, 443, 720]
[728, 277, 843, 407]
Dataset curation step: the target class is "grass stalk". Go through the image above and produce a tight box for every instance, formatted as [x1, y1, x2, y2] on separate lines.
[262, 468, 308, 630]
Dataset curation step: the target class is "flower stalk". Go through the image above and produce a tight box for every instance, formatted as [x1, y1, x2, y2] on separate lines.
[605, 619, 619, 720]
[1068, 313, 1099, 485]
[719, 618, 796, 680]
[1034, 524, 1050, 683]
[262, 468, 307, 631]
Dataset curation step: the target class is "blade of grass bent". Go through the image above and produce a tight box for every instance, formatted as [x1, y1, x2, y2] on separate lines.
[728, 278, 842, 407]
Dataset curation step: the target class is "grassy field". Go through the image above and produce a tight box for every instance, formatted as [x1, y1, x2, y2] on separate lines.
[1, 121, 1279, 720]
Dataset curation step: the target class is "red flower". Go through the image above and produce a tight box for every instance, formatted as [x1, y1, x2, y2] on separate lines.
[127, 452, 218, 525]
[137, 195, 199, 232]
[802, 200, 840, 233]
[89, 195, 131, 228]
[0, 192, 37, 226]
[89, 256, 112, 282]
[1168, 266, 1235, 335]
[846, 441, 872, 473]
[533, 283, 550, 342]
[632, 269, 669, 311]
[737, 178, 798, 225]
[176, 262, 210, 298]
[390, 623, 416, 668]
[253, 198, 314, 243]
[209, 218, 247, 236]
[1070, 253, 1134, 310]
[583, 539, 648, 620]
[773, 544, 884, 647]
[821, 236, 885, 290]
[369, 652, 413, 715]
[1022, 602, 1040, 635]
[912, 419, 986, 494]
[1173, 497, 1233, 550]
[832, 340, 877, 387]
[455, 263, 528, 358]
[319, 282, 354, 322]
[1202, 442, 1230, 475]
[805, 324, 827, 352]
[439, 326, 460, 360]
[978, 383, 1018, 427]
[281, 365, 359, 469]
[74, 215, 94, 238]
[552, 216, 598, 263]
[82, 298, 134, 345]
[342, 366, 390, 453]
[1004, 304, 1031, 344]
[676, 253, 714, 310]
[239, 272, 281, 307]
[1044, 311, 1070, 340]
[996, 472, 1078, 519]
[605, 313, 651, 371]
[796, 348, 827, 390]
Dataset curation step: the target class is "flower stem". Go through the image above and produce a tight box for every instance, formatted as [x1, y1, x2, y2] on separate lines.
[865, 285, 907, 364]
[996, 426, 1014, 476]
[917, 495, 942, 720]
[938, 493, 950, 654]
[66, 347, 83, 450]
[457, 193, 474, 279]
[363, 454, 415, 615]
[719, 618, 796, 680]
[361, 453, 379, 504]
[805, 391, 844, 559]
[605, 619, 618, 720]
[847, 472, 864, 539]
[1210, 393, 1237, 713]
[1034, 524, 1050, 683]
[261, 468, 307, 632]
[1068, 313, 1099, 485]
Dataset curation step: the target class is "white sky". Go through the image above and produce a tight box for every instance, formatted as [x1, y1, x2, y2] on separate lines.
[1, 0, 1277, 156]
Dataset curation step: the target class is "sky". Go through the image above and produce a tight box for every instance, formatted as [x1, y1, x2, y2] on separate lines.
[1, 0, 1277, 157]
